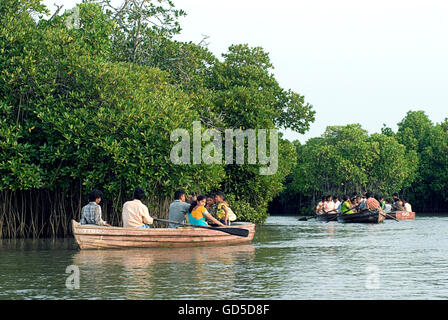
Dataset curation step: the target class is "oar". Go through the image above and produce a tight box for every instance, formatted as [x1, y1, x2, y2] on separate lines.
[153, 218, 249, 237]
[379, 211, 399, 222]
[298, 215, 316, 221]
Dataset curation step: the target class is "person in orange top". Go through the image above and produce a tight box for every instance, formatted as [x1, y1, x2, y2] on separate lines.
[122, 188, 154, 228]
[365, 192, 380, 211]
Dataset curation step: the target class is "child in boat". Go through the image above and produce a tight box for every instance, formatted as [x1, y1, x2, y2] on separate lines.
[214, 191, 236, 225]
[205, 194, 217, 218]
[316, 196, 326, 214]
[186, 195, 225, 228]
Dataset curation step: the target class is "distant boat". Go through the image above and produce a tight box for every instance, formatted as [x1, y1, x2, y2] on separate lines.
[72, 220, 255, 250]
[337, 210, 385, 224]
[386, 211, 415, 220]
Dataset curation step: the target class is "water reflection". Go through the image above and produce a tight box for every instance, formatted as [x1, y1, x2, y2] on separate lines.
[2, 214, 448, 299]
[71, 245, 256, 299]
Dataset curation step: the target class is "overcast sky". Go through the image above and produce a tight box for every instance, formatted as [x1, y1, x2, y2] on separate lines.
[43, 0, 448, 142]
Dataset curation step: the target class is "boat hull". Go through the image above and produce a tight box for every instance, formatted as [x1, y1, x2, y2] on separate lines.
[316, 213, 338, 222]
[386, 211, 415, 220]
[337, 210, 385, 224]
[72, 220, 255, 250]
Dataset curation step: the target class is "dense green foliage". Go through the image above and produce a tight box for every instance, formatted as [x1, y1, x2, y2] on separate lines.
[286, 124, 417, 200]
[278, 111, 448, 214]
[0, 0, 314, 237]
[395, 111, 448, 211]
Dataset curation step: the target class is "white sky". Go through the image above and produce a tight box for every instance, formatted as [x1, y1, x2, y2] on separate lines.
[43, 0, 448, 143]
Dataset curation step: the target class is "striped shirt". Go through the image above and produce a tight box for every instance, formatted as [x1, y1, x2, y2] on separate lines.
[366, 198, 380, 211]
[80, 202, 107, 226]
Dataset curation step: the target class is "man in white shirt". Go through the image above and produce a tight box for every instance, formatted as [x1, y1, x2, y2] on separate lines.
[122, 188, 154, 228]
[333, 196, 341, 214]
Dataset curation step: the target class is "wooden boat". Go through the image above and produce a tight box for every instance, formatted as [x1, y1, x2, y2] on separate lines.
[386, 211, 415, 220]
[316, 213, 338, 222]
[71, 220, 255, 250]
[337, 210, 385, 224]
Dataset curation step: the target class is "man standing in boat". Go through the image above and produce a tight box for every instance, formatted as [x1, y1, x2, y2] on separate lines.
[122, 188, 154, 228]
[168, 190, 191, 228]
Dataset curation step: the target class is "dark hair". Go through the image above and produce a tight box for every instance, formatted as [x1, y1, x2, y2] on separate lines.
[343, 195, 350, 201]
[392, 193, 399, 197]
[133, 187, 145, 200]
[215, 191, 226, 200]
[88, 189, 103, 202]
[174, 190, 186, 200]
[333, 196, 339, 200]
[189, 195, 207, 213]
[366, 192, 373, 198]
[206, 194, 215, 199]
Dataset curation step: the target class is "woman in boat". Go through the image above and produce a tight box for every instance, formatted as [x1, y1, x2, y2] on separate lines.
[341, 195, 356, 214]
[323, 195, 336, 214]
[186, 195, 225, 228]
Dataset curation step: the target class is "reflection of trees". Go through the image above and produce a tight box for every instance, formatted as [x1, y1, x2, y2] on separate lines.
[72, 245, 255, 299]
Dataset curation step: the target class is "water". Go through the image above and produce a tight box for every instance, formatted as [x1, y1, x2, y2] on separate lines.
[1, 214, 448, 300]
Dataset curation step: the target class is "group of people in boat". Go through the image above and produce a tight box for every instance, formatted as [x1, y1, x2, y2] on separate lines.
[79, 188, 236, 229]
[316, 192, 413, 215]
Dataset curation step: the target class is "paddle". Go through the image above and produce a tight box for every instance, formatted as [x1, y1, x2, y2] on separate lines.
[379, 211, 399, 222]
[298, 215, 316, 221]
[153, 218, 249, 237]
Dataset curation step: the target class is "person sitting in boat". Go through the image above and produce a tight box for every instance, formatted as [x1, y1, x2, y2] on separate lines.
[403, 198, 413, 212]
[205, 194, 217, 218]
[214, 191, 237, 225]
[341, 195, 356, 214]
[352, 195, 365, 212]
[365, 192, 381, 211]
[122, 188, 154, 229]
[384, 199, 392, 213]
[392, 195, 405, 212]
[80, 189, 110, 226]
[316, 196, 325, 214]
[323, 195, 337, 214]
[333, 196, 341, 213]
[378, 196, 386, 210]
[168, 190, 192, 228]
[186, 195, 225, 227]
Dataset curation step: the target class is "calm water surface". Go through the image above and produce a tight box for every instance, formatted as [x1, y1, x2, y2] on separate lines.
[1, 214, 448, 300]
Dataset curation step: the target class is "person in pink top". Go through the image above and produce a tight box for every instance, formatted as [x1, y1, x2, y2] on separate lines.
[323, 195, 336, 214]
[122, 188, 154, 228]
